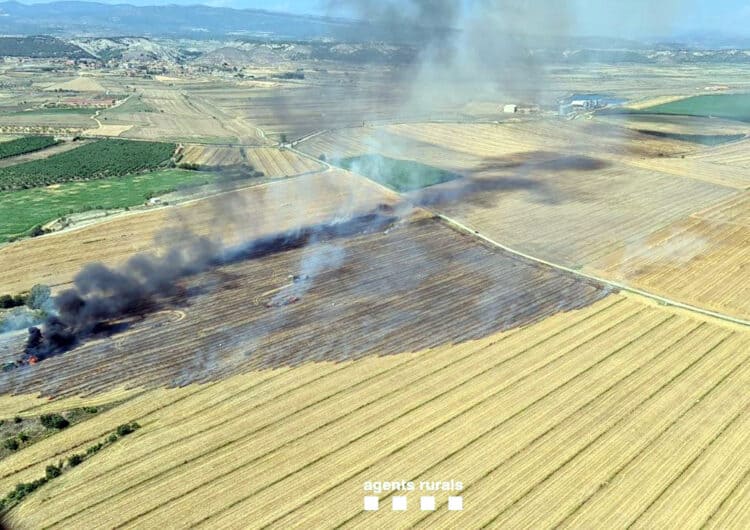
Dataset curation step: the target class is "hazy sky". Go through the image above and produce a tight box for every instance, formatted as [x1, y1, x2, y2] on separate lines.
[13, 0, 750, 39]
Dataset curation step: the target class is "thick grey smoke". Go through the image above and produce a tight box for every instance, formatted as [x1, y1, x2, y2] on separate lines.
[334, 0, 572, 109]
[20, 208, 397, 363]
[24, 234, 220, 359]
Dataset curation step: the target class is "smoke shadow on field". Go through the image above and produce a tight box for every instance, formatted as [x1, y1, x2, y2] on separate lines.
[412, 151, 610, 208]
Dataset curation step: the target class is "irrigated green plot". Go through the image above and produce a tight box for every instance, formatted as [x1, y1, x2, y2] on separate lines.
[0, 139, 175, 191]
[0, 169, 216, 242]
[644, 93, 750, 122]
[333, 154, 462, 192]
[0, 136, 58, 159]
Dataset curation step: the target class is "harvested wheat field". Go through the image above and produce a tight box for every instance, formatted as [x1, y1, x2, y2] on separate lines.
[596, 191, 750, 320]
[0, 170, 397, 294]
[691, 137, 750, 168]
[43, 76, 107, 93]
[0, 214, 610, 397]
[244, 147, 323, 177]
[419, 159, 737, 268]
[383, 121, 699, 160]
[179, 144, 246, 167]
[2, 294, 749, 529]
[180, 145, 322, 176]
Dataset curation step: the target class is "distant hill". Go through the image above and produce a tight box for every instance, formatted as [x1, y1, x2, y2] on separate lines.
[0, 1, 398, 42]
[0, 35, 93, 58]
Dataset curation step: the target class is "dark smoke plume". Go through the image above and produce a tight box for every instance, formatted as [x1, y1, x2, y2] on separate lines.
[20, 211, 396, 363]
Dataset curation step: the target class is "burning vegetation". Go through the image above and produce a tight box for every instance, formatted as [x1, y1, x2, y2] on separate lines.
[10, 207, 399, 369]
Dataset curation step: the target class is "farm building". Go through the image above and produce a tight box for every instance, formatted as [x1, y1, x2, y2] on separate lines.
[559, 93, 625, 116]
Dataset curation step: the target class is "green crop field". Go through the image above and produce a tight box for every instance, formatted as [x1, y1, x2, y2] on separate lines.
[0, 139, 176, 191]
[0, 169, 216, 242]
[644, 93, 750, 122]
[0, 136, 58, 159]
[333, 154, 462, 192]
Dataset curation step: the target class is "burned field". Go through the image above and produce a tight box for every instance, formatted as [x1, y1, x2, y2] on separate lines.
[0, 213, 610, 398]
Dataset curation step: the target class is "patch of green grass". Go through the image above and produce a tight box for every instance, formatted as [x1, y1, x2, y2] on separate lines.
[332, 154, 462, 192]
[0, 169, 216, 242]
[643, 93, 750, 123]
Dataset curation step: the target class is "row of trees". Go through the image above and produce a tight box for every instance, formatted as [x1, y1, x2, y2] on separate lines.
[0, 139, 176, 191]
[0, 284, 50, 309]
[0, 135, 57, 160]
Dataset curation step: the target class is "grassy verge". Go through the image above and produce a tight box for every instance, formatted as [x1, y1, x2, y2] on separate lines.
[332, 154, 462, 192]
[0, 169, 217, 242]
[0, 420, 141, 515]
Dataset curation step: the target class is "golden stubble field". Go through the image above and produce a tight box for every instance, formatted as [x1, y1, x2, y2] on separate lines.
[1, 295, 749, 529]
[180, 144, 323, 177]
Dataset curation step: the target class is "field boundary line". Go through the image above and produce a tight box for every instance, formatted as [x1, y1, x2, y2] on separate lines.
[304, 144, 750, 328]
[432, 212, 750, 328]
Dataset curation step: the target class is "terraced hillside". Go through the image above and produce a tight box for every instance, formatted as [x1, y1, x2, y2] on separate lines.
[2, 295, 749, 529]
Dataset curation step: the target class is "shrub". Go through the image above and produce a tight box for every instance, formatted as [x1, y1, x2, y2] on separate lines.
[3, 438, 19, 451]
[17, 432, 29, 443]
[67, 454, 83, 467]
[29, 224, 45, 238]
[13, 416, 22, 424]
[116, 423, 134, 437]
[107, 433, 118, 443]
[45, 464, 61, 480]
[83, 406, 98, 414]
[0, 295, 25, 309]
[86, 442, 102, 455]
[27, 284, 51, 310]
[40, 413, 69, 430]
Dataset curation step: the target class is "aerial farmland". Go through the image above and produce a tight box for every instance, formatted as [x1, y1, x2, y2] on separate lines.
[1, 2, 750, 529]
